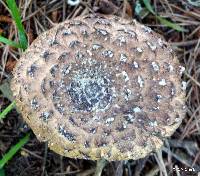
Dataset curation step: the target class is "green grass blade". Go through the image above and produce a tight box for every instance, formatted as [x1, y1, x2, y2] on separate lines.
[0, 169, 5, 176]
[142, 0, 155, 14]
[6, 0, 27, 50]
[0, 133, 30, 169]
[0, 101, 16, 120]
[0, 35, 22, 48]
[142, 0, 185, 32]
[156, 16, 186, 32]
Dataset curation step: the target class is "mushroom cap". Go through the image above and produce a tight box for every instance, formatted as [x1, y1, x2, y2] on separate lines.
[11, 14, 186, 161]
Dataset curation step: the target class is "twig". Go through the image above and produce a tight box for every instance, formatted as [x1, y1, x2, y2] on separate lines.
[174, 165, 181, 176]
[154, 149, 168, 176]
[76, 168, 95, 176]
[21, 147, 43, 160]
[41, 142, 48, 176]
[145, 165, 160, 176]
[168, 139, 199, 157]
[133, 158, 148, 176]
[185, 72, 200, 88]
[115, 161, 124, 176]
[171, 39, 200, 47]
[94, 158, 108, 176]
[162, 147, 200, 171]
[60, 156, 64, 173]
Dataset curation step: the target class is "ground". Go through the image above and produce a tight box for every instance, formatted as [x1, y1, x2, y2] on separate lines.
[0, 0, 200, 176]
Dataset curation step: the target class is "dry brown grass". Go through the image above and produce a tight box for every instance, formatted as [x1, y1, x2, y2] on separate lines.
[0, 0, 200, 175]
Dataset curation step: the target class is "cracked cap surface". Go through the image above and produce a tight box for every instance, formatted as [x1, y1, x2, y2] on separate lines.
[11, 14, 186, 161]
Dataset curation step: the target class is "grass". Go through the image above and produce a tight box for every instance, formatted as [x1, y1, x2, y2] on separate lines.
[0, 168, 5, 176]
[0, 0, 200, 175]
[0, 133, 30, 169]
[0, 0, 28, 118]
[0, 36, 22, 48]
[142, 0, 186, 32]
[0, 0, 27, 50]
[0, 0, 29, 173]
[0, 101, 16, 120]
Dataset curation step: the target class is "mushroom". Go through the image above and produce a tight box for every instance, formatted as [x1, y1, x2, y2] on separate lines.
[11, 14, 186, 161]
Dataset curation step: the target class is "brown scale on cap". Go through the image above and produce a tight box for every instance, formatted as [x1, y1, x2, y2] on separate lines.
[11, 14, 186, 161]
